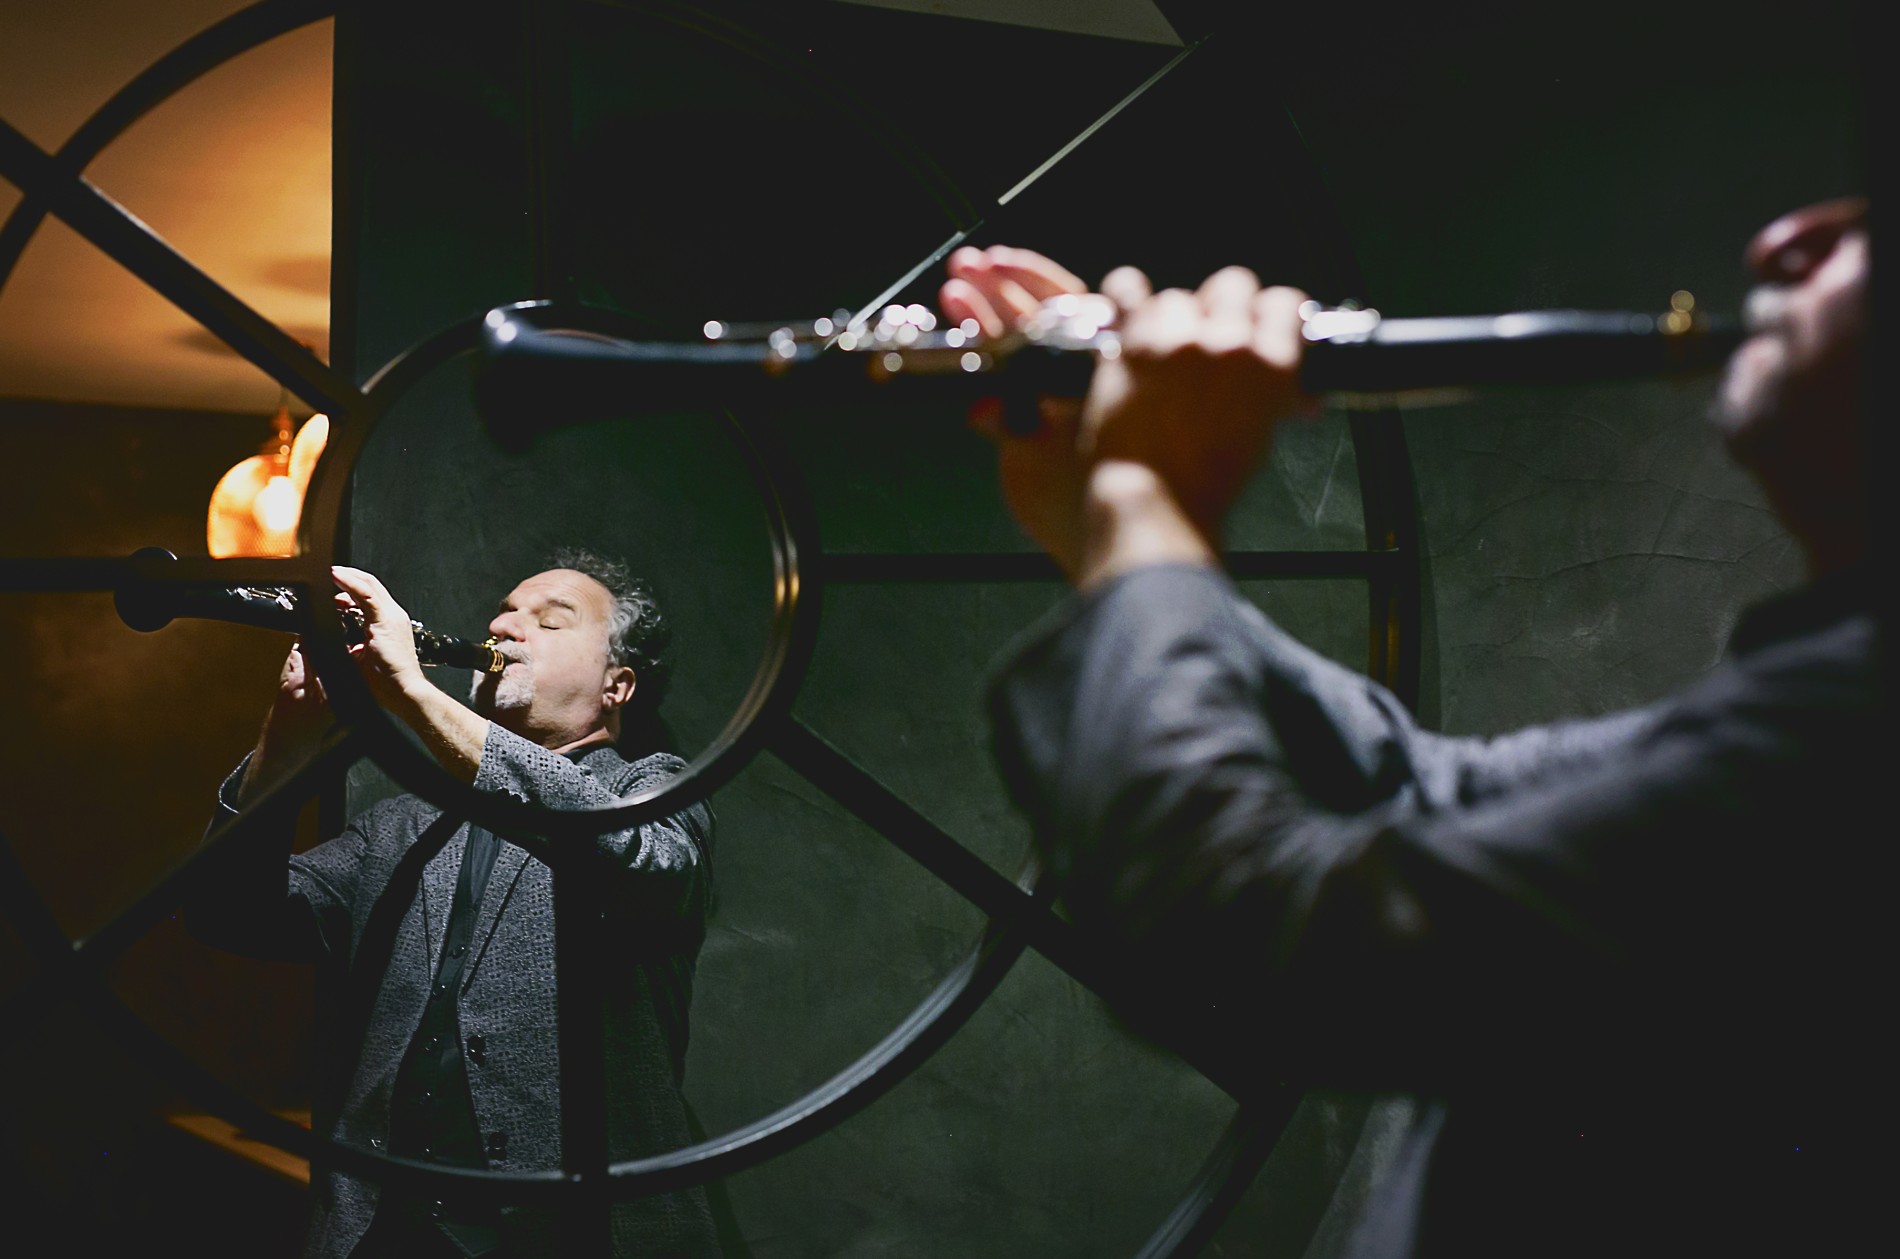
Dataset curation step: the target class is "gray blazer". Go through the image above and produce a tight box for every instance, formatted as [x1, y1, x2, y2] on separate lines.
[199, 726, 720, 1258]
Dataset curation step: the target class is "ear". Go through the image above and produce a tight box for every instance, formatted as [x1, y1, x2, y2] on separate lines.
[602, 664, 637, 712]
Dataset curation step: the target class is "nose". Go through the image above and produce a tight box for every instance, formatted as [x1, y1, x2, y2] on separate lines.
[488, 608, 529, 641]
[1745, 196, 1868, 284]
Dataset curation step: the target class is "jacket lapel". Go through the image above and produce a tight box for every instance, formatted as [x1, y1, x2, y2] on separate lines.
[456, 746, 621, 989]
[418, 819, 465, 971]
[462, 839, 530, 990]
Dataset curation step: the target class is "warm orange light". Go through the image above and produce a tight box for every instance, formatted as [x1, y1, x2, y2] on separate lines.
[207, 407, 330, 557]
[253, 474, 301, 531]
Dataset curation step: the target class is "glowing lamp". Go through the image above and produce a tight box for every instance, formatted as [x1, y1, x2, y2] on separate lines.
[207, 401, 330, 557]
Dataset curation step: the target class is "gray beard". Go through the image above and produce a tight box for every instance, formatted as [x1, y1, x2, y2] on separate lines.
[471, 666, 533, 713]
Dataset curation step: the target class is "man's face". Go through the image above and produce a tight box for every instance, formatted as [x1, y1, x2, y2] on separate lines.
[1715, 196, 1868, 466]
[468, 568, 628, 745]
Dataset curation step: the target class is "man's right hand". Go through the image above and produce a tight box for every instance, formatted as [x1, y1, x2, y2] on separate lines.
[236, 640, 332, 804]
[1081, 263, 1315, 544]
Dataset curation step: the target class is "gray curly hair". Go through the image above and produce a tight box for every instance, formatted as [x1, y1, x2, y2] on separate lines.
[544, 547, 671, 710]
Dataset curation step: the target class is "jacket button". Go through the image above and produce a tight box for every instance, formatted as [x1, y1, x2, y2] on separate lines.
[487, 1131, 508, 1158]
[467, 1035, 486, 1065]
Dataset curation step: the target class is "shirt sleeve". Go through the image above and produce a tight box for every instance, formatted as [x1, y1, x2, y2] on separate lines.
[472, 724, 712, 926]
[986, 563, 1795, 1091]
[186, 754, 382, 964]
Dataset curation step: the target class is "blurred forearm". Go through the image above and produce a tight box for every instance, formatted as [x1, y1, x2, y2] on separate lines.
[1075, 461, 1219, 591]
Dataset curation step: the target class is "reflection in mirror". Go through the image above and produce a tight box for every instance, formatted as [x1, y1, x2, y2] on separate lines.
[341, 351, 779, 815]
[210, 337, 785, 1247]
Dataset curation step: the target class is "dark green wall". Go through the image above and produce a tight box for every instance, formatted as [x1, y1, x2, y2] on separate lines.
[332, 3, 1859, 1256]
[1282, 4, 1859, 732]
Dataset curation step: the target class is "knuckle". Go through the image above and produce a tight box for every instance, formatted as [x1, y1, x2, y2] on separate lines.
[1120, 336, 1169, 364]
[1257, 286, 1311, 322]
[1208, 337, 1257, 364]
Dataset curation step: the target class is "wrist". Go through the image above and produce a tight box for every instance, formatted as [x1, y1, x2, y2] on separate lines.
[386, 672, 489, 784]
[244, 711, 319, 802]
[388, 669, 440, 718]
[1075, 461, 1218, 591]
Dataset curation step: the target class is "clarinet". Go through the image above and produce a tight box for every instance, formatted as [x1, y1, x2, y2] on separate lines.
[114, 548, 505, 673]
[471, 291, 1744, 440]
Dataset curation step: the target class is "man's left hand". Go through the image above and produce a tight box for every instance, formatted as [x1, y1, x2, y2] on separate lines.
[943, 247, 1319, 584]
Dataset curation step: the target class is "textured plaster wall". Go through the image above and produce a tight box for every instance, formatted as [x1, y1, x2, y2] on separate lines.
[1291, 28, 1858, 732]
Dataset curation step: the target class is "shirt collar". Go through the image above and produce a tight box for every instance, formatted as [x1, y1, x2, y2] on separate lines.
[565, 739, 623, 768]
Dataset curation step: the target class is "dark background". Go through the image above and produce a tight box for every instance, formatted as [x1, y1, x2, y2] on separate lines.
[0, 0, 1863, 1254]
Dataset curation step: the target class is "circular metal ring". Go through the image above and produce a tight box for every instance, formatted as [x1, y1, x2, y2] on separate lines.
[297, 311, 821, 845]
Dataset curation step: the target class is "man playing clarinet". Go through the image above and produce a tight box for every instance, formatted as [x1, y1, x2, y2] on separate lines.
[952, 197, 1877, 1256]
[193, 548, 720, 1259]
